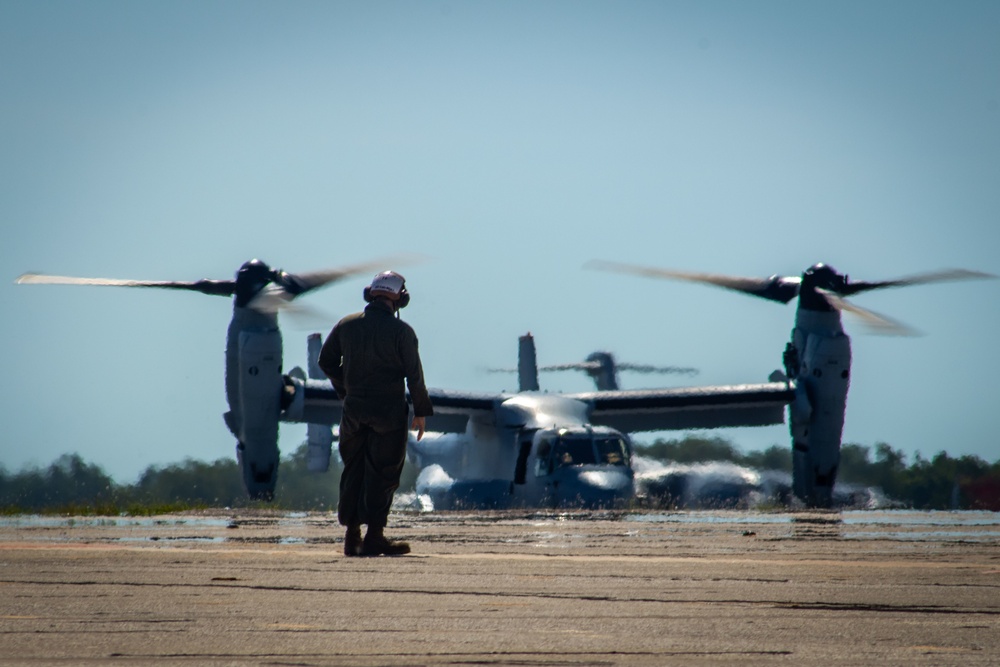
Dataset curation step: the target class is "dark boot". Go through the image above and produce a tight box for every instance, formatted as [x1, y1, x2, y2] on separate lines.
[362, 526, 410, 556]
[344, 525, 363, 557]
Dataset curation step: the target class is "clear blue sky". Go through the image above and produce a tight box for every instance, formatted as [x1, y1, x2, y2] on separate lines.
[3, 1, 998, 483]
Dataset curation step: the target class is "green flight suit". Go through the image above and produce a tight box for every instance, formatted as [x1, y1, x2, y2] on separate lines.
[318, 300, 433, 529]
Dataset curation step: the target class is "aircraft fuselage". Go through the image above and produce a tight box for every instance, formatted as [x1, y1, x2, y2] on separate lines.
[409, 393, 635, 509]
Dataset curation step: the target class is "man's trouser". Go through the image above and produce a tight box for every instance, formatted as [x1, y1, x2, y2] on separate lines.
[337, 411, 408, 529]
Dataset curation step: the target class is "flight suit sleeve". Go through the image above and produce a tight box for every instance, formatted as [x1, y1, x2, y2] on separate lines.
[318, 325, 347, 399]
[399, 326, 434, 417]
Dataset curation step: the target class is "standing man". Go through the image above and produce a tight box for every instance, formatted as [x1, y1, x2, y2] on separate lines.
[318, 271, 433, 557]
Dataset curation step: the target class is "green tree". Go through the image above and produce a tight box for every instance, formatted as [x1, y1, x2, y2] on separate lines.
[272, 444, 341, 510]
[836, 443, 876, 485]
[739, 444, 792, 473]
[131, 458, 245, 507]
[637, 435, 741, 463]
[0, 454, 119, 512]
[870, 442, 908, 499]
[900, 452, 991, 510]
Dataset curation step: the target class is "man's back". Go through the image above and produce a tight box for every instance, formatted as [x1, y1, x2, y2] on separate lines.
[318, 301, 433, 423]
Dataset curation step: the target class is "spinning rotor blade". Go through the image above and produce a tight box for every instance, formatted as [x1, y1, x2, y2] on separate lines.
[541, 362, 600, 372]
[270, 300, 334, 330]
[15, 273, 235, 297]
[283, 253, 424, 297]
[616, 363, 699, 376]
[489, 361, 698, 376]
[484, 362, 597, 374]
[816, 289, 919, 336]
[246, 285, 306, 315]
[817, 267, 994, 335]
[18, 253, 425, 312]
[585, 260, 800, 304]
[247, 253, 424, 315]
[841, 268, 996, 297]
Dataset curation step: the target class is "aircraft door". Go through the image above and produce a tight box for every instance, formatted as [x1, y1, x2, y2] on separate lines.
[513, 429, 537, 485]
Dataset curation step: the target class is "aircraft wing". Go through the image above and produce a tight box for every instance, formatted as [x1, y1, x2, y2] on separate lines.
[285, 379, 342, 426]
[282, 378, 507, 434]
[567, 382, 795, 432]
[419, 388, 508, 433]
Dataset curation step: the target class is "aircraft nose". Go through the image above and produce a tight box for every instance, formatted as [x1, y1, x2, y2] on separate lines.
[577, 469, 633, 492]
[554, 468, 634, 507]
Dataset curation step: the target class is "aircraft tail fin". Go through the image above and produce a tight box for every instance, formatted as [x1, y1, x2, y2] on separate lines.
[518, 333, 540, 392]
[584, 352, 619, 390]
[307, 333, 327, 379]
[306, 333, 333, 472]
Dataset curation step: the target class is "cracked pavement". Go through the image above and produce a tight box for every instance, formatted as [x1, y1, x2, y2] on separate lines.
[1, 509, 998, 665]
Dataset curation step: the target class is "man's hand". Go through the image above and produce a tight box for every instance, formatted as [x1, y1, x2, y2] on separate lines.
[410, 416, 426, 441]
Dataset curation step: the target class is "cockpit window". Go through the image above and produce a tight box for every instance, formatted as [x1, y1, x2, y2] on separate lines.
[535, 436, 553, 460]
[535, 430, 630, 475]
[596, 437, 629, 466]
[552, 436, 597, 467]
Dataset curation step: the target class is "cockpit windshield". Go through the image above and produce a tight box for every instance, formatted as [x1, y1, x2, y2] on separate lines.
[536, 430, 630, 474]
[552, 437, 598, 466]
[596, 436, 629, 466]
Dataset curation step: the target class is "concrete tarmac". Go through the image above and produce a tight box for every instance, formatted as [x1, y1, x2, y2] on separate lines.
[1, 509, 998, 666]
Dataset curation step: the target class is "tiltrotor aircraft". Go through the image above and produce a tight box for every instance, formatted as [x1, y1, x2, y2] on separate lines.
[488, 350, 698, 391]
[585, 260, 995, 507]
[16, 257, 407, 500]
[282, 332, 793, 509]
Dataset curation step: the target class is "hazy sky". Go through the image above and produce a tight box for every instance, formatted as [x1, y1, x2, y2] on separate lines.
[3, 1, 998, 483]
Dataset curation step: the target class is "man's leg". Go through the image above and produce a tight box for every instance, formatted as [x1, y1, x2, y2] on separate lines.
[337, 413, 367, 556]
[361, 424, 410, 556]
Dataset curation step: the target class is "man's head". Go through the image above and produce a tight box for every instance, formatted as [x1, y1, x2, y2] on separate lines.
[363, 270, 410, 309]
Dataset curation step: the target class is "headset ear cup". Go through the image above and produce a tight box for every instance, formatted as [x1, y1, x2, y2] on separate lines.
[363, 286, 372, 303]
[398, 290, 410, 308]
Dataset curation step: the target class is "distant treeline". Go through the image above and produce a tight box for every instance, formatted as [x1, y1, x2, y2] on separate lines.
[0, 445, 347, 515]
[639, 436, 1000, 511]
[1, 437, 998, 513]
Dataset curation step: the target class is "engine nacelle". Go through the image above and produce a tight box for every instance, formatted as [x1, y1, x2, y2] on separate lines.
[789, 317, 851, 507]
[227, 331, 284, 500]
